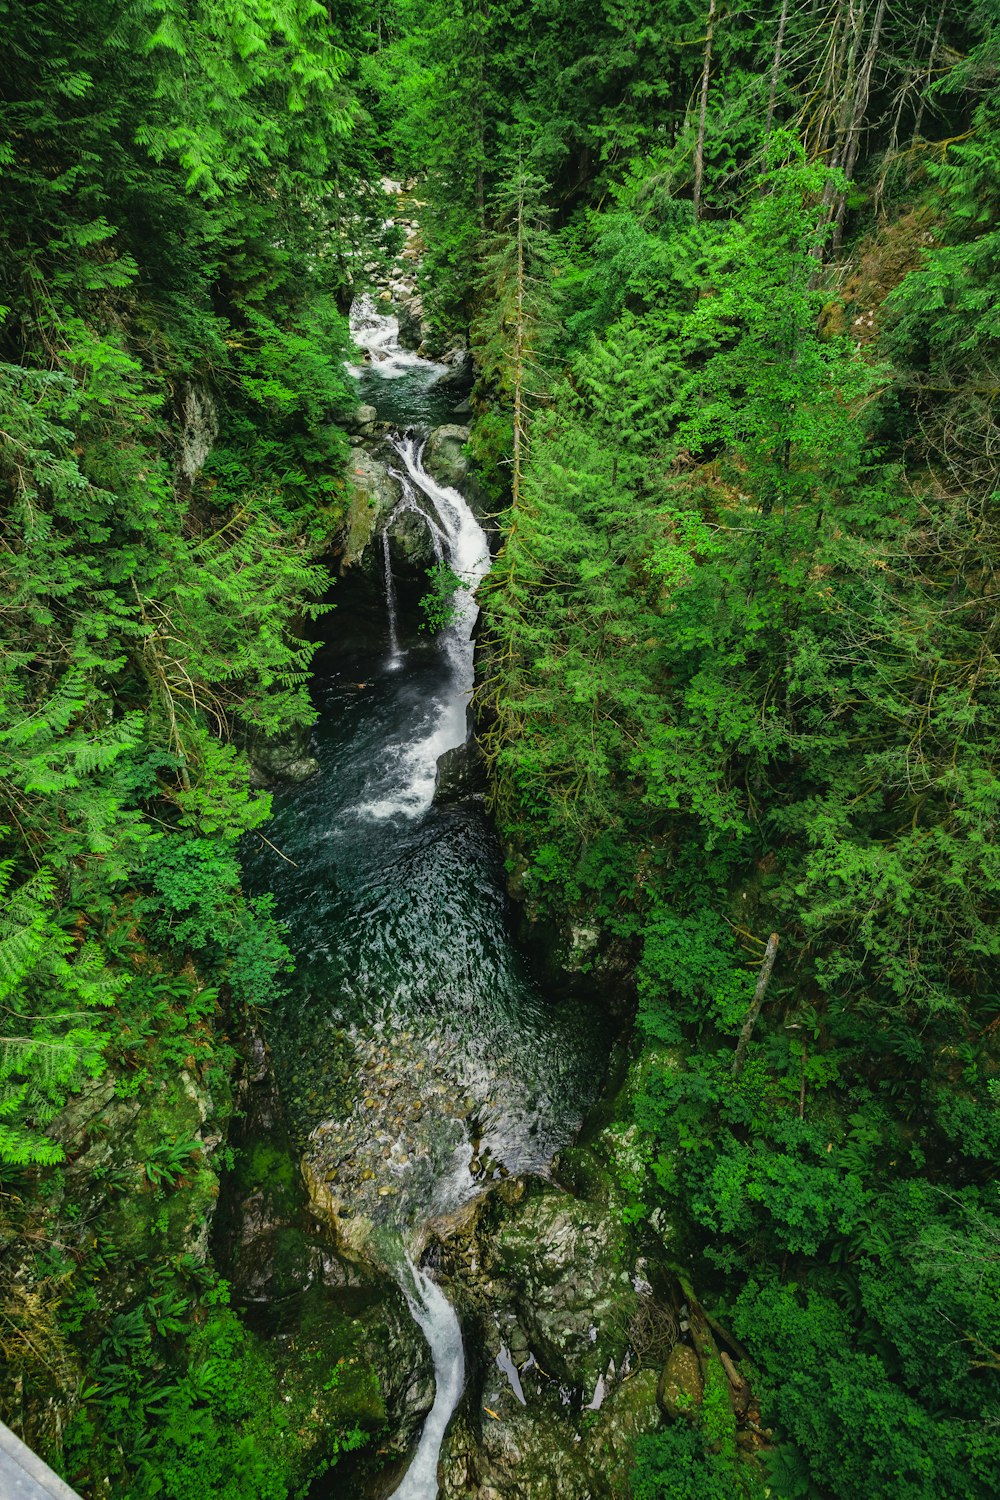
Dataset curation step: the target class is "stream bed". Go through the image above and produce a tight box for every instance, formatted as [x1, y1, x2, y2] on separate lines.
[243, 298, 611, 1496]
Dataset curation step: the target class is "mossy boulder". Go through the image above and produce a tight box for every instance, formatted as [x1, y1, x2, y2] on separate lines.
[585, 1366, 662, 1489]
[658, 1342, 704, 1421]
[387, 502, 438, 575]
[423, 424, 470, 490]
[341, 447, 403, 572]
[248, 725, 319, 785]
[439, 1338, 660, 1498]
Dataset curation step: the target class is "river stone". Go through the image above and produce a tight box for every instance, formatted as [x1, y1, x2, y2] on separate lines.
[351, 402, 378, 434]
[341, 448, 404, 572]
[423, 424, 471, 490]
[657, 1341, 703, 1420]
[495, 1190, 639, 1389]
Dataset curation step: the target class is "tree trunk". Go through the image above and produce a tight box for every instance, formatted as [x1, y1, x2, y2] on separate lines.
[832, 0, 888, 251]
[810, 0, 848, 162]
[692, 0, 717, 220]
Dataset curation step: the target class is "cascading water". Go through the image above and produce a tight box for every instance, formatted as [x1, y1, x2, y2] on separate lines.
[390, 1258, 465, 1500]
[244, 290, 611, 1499]
[391, 432, 490, 661]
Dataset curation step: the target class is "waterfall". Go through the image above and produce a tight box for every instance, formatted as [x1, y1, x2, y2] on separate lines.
[347, 302, 490, 823]
[381, 528, 402, 666]
[348, 293, 444, 381]
[354, 440, 488, 821]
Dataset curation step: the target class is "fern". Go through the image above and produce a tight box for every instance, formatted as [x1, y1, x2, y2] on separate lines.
[0, 864, 123, 1165]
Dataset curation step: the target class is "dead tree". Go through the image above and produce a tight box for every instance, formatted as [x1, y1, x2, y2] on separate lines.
[732, 933, 780, 1077]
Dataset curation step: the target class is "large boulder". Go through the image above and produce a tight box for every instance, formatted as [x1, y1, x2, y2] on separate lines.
[584, 1367, 663, 1491]
[440, 1399, 588, 1500]
[349, 402, 379, 435]
[341, 448, 404, 572]
[248, 727, 319, 785]
[396, 295, 426, 351]
[439, 1329, 660, 1499]
[495, 1190, 640, 1390]
[387, 504, 439, 576]
[354, 1286, 437, 1453]
[432, 349, 473, 395]
[423, 424, 471, 490]
[434, 738, 485, 803]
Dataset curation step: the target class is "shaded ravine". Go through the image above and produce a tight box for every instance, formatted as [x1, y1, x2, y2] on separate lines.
[244, 296, 611, 1497]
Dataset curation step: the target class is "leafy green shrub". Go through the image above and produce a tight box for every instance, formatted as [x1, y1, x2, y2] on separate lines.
[633, 1423, 764, 1500]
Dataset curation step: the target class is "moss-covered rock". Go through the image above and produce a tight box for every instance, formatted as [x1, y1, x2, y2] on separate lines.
[340, 447, 404, 572]
[387, 502, 438, 574]
[423, 424, 470, 489]
[657, 1343, 704, 1421]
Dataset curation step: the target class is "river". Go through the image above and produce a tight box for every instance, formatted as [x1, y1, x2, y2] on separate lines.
[244, 297, 610, 1496]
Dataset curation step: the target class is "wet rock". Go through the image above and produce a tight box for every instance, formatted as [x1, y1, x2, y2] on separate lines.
[423, 423, 471, 490]
[657, 1342, 703, 1421]
[434, 738, 485, 804]
[432, 350, 473, 395]
[439, 1352, 660, 1499]
[226, 1189, 323, 1301]
[340, 448, 404, 573]
[495, 1190, 639, 1390]
[349, 402, 379, 435]
[248, 727, 319, 786]
[509, 1324, 530, 1365]
[441, 1399, 582, 1500]
[387, 504, 438, 575]
[397, 295, 426, 351]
